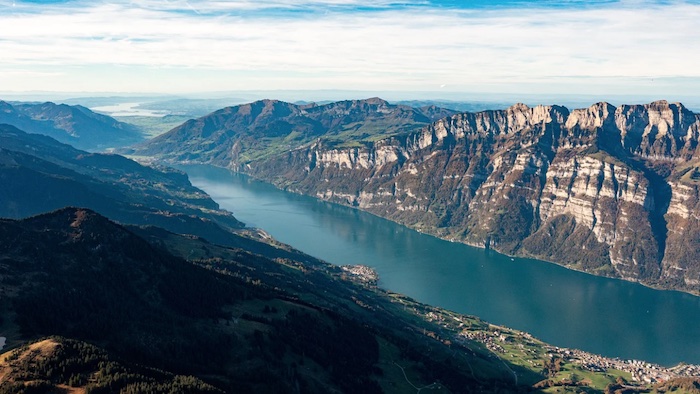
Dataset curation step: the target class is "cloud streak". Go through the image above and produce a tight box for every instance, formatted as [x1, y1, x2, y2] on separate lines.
[1, 0, 699, 95]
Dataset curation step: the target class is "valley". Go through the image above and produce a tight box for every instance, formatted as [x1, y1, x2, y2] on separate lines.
[181, 164, 700, 367]
[4, 0, 700, 391]
[128, 98, 700, 296]
[1, 96, 699, 393]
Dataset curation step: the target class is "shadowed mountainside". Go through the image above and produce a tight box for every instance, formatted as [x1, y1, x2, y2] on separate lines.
[0, 101, 142, 151]
[0, 123, 339, 265]
[0, 207, 530, 393]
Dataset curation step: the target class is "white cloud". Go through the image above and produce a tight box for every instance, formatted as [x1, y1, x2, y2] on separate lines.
[0, 0, 699, 94]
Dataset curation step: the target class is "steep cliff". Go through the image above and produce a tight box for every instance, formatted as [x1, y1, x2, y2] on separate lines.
[135, 99, 700, 293]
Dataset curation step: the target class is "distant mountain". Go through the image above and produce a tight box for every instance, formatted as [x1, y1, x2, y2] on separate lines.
[134, 98, 700, 294]
[0, 207, 526, 392]
[124, 97, 456, 164]
[0, 100, 142, 150]
[0, 124, 250, 240]
[394, 99, 513, 113]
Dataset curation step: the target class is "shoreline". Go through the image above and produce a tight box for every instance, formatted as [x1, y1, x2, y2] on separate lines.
[221, 161, 700, 298]
[143, 159, 700, 367]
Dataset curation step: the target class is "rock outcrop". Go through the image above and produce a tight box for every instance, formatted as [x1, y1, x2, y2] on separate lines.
[135, 99, 700, 293]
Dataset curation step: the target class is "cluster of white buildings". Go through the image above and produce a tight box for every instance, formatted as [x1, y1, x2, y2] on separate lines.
[547, 346, 700, 384]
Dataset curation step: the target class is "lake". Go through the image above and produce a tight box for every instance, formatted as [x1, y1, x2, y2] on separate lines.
[182, 164, 700, 366]
[91, 102, 168, 117]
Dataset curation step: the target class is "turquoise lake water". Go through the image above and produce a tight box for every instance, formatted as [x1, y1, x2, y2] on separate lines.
[182, 164, 700, 366]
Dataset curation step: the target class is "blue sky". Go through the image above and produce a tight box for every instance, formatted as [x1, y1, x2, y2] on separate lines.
[1, 0, 699, 100]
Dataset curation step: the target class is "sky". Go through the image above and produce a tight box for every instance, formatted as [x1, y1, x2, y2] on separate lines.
[1, 0, 699, 100]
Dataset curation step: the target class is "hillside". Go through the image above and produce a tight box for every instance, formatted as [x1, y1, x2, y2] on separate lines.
[1, 208, 697, 393]
[0, 207, 529, 393]
[2, 123, 345, 267]
[0, 337, 220, 393]
[0, 101, 142, 151]
[0, 123, 243, 230]
[131, 99, 700, 294]
[125, 98, 455, 163]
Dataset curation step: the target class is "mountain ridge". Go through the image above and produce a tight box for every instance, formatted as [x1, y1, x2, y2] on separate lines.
[125, 97, 457, 163]
[2, 108, 699, 392]
[0, 100, 142, 150]
[131, 98, 700, 294]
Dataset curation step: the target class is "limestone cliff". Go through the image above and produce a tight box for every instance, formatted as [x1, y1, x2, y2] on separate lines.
[133, 99, 700, 293]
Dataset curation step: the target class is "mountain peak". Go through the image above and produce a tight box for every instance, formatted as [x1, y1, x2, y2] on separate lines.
[68, 207, 101, 228]
[361, 97, 390, 105]
[244, 99, 296, 108]
[23, 207, 119, 233]
[508, 102, 530, 111]
[564, 102, 616, 130]
[645, 99, 691, 114]
[256, 98, 281, 105]
[590, 101, 616, 111]
[317, 97, 392, 110]
[649, 99, 670, 107]
[0, 101, 18, 114]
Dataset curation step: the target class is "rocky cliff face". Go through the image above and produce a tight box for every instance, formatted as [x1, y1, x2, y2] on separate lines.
[137, 99, 700, 293]
[241, 100, 700, 293]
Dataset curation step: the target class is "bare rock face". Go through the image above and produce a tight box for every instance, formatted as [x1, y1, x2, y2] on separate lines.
[139, 99, 700, 293]
[247, 101, 700, 293]
[614, 100, 698, 160]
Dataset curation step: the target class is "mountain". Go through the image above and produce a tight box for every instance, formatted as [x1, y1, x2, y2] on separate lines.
[393, 99, 513, 113]
[0, 123, 328, 263]
[0, 100, 142, 150]
[133, 99, 700, 294]
[2, 209, 693, 392]
[124, 98, 456, 163]
[1, 124, 357, 266]
[0, 123, 242, 230]
[0, 207, 530, 393]
[0, 116, 694, 392]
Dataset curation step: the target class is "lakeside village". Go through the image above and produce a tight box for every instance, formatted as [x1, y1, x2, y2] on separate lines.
[341, 265, 700, 387]
[459, 326, 700, 385]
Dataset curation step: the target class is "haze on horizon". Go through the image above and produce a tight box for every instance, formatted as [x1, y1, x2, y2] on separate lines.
[1, 0, 699, 101]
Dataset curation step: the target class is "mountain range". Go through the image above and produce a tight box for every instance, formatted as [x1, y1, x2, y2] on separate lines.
[0, 100, 142, 150]
[125, 97, 455, 163]
[129, 98, 700, 294]
[2, 102, 700, 391]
